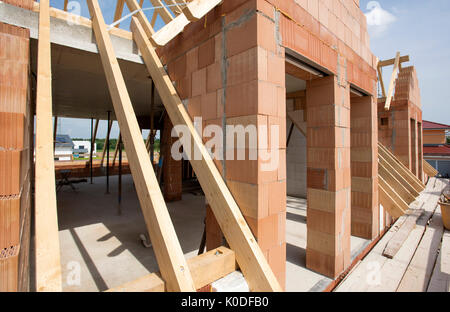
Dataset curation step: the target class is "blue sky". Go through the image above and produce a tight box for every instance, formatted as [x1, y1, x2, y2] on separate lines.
[52, 0, 450, 138]
[361, 0, 450, 126]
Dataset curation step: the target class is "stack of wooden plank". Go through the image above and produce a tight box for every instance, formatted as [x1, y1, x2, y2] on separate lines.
[378, 143, 425, 218]
[335, 177, 449, 292]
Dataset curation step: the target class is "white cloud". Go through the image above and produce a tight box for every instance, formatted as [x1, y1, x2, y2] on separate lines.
[365, 1, 397, 37]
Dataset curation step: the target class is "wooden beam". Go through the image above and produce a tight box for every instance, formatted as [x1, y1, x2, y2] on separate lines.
[113, 0, 126, 27]
[152, 13, 189, 47]
[106, 247, 236, 292]
[423, 159, 438, 177]
[164, 0, 184, 16]
[382, 209, 423, 259]
[378, 143, 425, 193]
[379, 175, 409, 218]
[34, 0, 62, 292]
[379, 161, 417, 204]
[131, 17, 282, 292]
[377, 66, 386, 98]
[125, 0, 156, 42]
[64, 0, 68, 12]
[183, 0, 222, 21]
[149, 0, 173, 24]
[87, 0, 195, 292]
[378, 55, 410, 68]
[384, 52, 400, 111]
[379, 153, 420, 198]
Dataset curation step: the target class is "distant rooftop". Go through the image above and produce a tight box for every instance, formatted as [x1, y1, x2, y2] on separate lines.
[423, 120, 450, 130]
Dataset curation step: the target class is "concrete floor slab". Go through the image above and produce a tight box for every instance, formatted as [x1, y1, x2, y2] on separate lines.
[56, 177, 369, 292]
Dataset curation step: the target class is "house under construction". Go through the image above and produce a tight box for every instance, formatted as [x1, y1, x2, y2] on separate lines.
[0, 0, 448, 292]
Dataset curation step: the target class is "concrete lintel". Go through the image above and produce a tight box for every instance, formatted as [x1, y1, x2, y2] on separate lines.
[0, 2, 143, 64]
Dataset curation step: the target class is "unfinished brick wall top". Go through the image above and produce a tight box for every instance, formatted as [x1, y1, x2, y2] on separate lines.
[267, 0, 377, 95]
[394, 66, 421, 108]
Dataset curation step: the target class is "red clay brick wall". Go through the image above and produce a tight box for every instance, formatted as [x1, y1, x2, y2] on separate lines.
[2, 0, 34, 10]
[158, 0, 287, 288]
[161, 117, 182, 202]
[378, 66, 423, 179]
[351, 95, 379, 239]
[0, 22, 31, 292]
[305, 75, 351, 278]
[270, 0, 377, 95]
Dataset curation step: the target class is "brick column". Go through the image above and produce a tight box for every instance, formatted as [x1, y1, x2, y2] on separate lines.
[306, 75, 351, 278]
[350, 95, 379, 239]
[162, 117, 182, 202]
[0, 23, 31, 291]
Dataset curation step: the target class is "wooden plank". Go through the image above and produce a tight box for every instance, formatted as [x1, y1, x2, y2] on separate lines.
[427, 230, 450, 292]
[384, 52, 400, 111]
[130, 17, 282, 292]
[397, 206, 444, 291]
[379, 153, 420, 198]
[107, 247, 236, 292]
[382, 209, 424, 259]
[378, 143, 425, 192]
[378, 55, 409, 68]
[87, 0, 195, 292]
[379, 161, 417, 204]
[379, 175, 409, 217]
[187, 246, 236, 290]
[34, 0, 62, 292]
[113, 0, 125, 27]
[152, 13, 189, 47]
[377, 66, 386, 98]
[165, 0, 184, 16]
[423, 159, 438, 177]
[124, 0, 155, 41]
[183, 0, 222, 21]
[64, 0, 68, 11]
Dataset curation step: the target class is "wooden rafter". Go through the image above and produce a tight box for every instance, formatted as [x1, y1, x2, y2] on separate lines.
[113, 0, 126, 27]
[379, 175, 408, 218]
[87, 0, 196, 292]
[63, 0, 68, 11]
[423, 159, 438, 177]
[149, 0, 173, 24]
[384, 52, 400, 111]
[130, 17, 282, 292]
[125, 0, 155, 41]
[182, 0, 222, 21]
[34, 0, 62, 292]
[378, 143, 425, 192]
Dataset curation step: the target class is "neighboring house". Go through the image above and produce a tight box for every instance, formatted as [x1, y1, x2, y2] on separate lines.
[423, 120, 450, 177]
[54, 134, 74, 161]
[73, 140, 96, 159]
